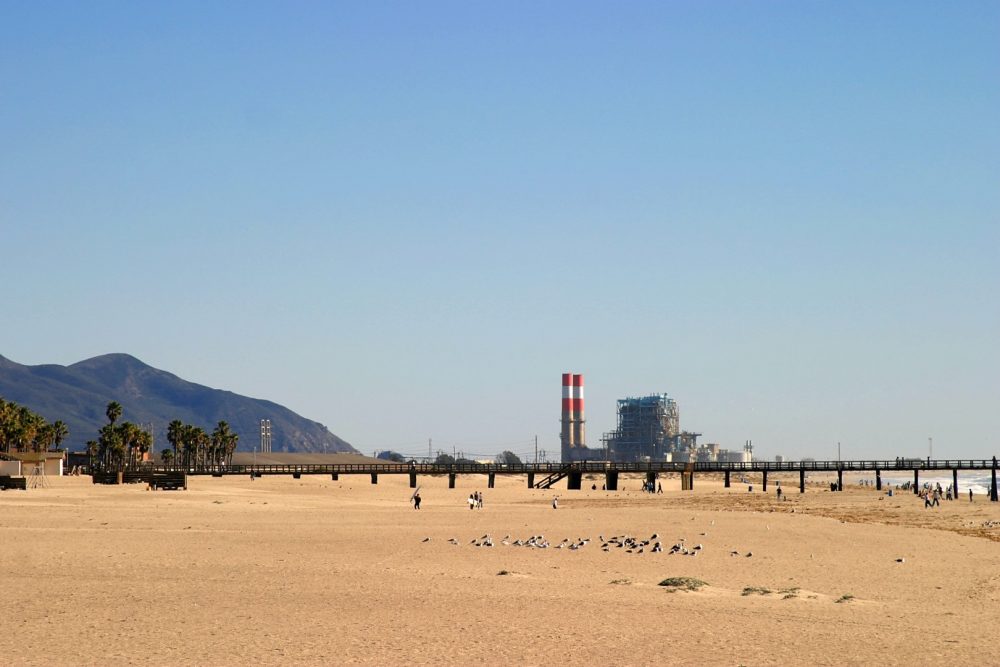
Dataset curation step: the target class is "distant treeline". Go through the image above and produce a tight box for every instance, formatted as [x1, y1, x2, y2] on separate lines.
[0, 397, 68, 453]
[2, 396, 241, 472]
[87, 401, 239, 471]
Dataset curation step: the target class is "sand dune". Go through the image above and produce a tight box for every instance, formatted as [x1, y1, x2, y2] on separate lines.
[2, 472, 999, 665]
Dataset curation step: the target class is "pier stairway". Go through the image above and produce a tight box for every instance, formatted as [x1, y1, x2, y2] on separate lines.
[535, 465, 574, 489]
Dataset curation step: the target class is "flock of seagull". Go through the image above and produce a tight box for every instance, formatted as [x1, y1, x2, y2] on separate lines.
[421, 532, 754, 557]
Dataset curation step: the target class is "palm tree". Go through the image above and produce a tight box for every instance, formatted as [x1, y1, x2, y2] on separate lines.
[105, 401, 122, 426]
[52, 421, 68, 450]
[193, 427, 209, 467]
[167, 420, 184, 468]
[33, 423, 54, 453]
[211, 421, 237, 467]
[134, 429, 152, 468]
[86, 440, 98, 471]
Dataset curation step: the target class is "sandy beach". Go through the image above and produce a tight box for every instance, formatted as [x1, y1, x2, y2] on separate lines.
[3, 472, 1000, 666]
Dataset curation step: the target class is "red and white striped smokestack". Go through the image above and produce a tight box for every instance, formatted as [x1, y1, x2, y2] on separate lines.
[561, 373, 575, 449]
[572, 374, 585, 448]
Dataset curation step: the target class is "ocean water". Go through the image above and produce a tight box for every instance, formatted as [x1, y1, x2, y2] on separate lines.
[875, 475, 995, 496]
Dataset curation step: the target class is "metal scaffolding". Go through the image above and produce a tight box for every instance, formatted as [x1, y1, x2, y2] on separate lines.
[601, 394, 681, 462]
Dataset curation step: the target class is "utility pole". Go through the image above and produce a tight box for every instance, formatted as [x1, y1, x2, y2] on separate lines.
[534, 435, 538, 465]
[929, 437, 933, 461]
[428, 438, 432, 461]
[838, 441, 841, 462]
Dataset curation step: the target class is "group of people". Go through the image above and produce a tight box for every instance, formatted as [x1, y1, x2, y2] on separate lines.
[641, 480, 663, 494]
[467, 491, 484, 510]
[917, 481, 973, 507]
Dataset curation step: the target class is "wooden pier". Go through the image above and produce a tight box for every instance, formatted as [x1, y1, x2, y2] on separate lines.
[92, 458, 1000, 500]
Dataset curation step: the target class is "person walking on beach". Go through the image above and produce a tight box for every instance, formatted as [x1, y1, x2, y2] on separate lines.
[476, 491, 484, 509]
[468, 494, 475, 510]
[776, 486, 782, 500]
[552, 496, 558, 509]
[970, 488, 974, 502]
[413, 492, 421, 510]
[657, 482, 663, 494]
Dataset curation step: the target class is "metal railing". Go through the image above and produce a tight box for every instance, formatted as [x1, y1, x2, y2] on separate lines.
[119, 458, 1000, 477]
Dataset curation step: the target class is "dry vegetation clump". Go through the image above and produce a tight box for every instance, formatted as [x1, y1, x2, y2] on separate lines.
[658, 577, 707, 591]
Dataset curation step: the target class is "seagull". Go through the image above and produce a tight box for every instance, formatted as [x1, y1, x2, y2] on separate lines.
[746, 552, 753, 558]
[422, 537, 431, 542]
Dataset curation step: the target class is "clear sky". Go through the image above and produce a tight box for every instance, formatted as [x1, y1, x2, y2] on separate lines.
[2, 1, 997, 461]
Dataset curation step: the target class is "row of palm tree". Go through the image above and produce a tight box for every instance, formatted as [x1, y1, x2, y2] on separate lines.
[86, 401, 152, 471]
[164, 418, 239, 469]
[3, 398, 242, 471]
[0, 397, 68, 454]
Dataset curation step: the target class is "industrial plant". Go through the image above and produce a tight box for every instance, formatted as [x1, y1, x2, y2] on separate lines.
[560, 373, 750, 464]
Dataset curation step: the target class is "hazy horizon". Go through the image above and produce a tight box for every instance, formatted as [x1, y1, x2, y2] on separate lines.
[3, 2, 997, 460]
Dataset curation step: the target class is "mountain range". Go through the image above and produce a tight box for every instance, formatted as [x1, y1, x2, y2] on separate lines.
[0, 353, 356, 454]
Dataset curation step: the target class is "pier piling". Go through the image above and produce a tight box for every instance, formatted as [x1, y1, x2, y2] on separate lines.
[724, 470, 730, 488]
[605, 470, 619, 491]
[409, 472, 417, 488]
[875, 469, 881, 491]
[370, 473, 378, 484]
[488, 472, 495, 489]
[799, 468, 805, 493]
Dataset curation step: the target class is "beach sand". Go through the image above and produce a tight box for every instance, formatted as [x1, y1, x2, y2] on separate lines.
[2, 471, 1000, 666]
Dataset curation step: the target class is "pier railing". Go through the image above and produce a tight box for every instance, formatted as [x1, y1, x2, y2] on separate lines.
[139, 458, 999, 477]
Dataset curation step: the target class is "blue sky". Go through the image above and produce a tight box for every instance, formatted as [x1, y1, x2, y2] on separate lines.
[2, 1, 997, 460]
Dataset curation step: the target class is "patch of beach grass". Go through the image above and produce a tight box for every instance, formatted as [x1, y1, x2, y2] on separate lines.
[658, 577, 707, 591]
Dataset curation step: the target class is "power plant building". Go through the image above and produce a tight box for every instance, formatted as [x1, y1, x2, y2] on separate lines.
[601, 394, 681, 462]
[559, 375, 748, 463]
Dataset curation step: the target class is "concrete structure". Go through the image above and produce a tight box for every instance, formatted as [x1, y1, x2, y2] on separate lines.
[6, 452, 64, 476]
[560, 373, 602, 462]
